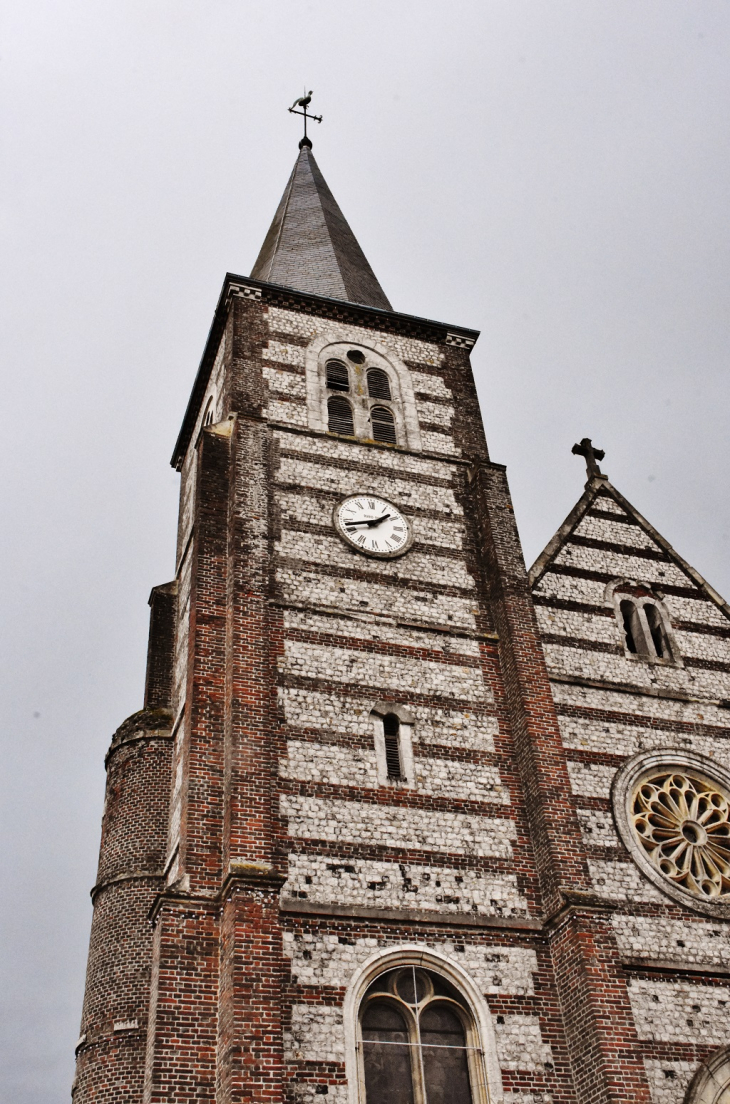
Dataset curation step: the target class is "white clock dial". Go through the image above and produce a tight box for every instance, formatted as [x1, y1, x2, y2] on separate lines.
[334, 495, 413, 559]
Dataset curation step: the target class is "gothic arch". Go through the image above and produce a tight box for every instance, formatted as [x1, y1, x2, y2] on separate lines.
[686, 1047, 730, 1104]
[305, 335, 422, 449]
[342, 944, 503, 1104]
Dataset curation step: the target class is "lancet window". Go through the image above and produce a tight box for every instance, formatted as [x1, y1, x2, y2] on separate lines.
[358, 966, 480, 1104]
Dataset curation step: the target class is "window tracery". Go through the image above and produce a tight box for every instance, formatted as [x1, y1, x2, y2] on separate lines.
[613, 751, 730, 917]
[359, 966, 479, 1104]
[631, 769, 730, 901]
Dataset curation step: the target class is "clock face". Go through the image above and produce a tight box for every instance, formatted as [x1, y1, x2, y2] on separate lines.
[333, 495, 413, 559]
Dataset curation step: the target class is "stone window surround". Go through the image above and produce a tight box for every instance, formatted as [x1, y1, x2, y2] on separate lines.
[342, 944, 503, 1104]
[686, 1046, 730, 1104]
[370, 702, 415, 788]
[605, 578, 682, 667]
[612, 749, 730, 918]
[306, 335, 423, 451]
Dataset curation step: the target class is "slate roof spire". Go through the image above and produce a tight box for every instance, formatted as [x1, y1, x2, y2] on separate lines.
[250, 141, 392, 311]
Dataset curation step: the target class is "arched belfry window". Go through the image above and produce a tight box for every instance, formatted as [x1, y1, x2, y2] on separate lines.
[328, 395, 355, 436]
[359, 966, 480, 1104]
[612, 584, 678, 664]
[312, 340, 422, 448]
[326, 358, 350, 392]
[367, 367, 392, 401]
[371, 405, 397, 444]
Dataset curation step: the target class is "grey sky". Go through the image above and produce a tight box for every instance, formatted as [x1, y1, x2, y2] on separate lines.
[1, 2, 728, 1099]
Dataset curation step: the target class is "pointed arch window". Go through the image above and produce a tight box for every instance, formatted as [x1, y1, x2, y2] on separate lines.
[367, 367, 392, 401]
[371, 405, 397, 445]
[359, 966, 479, 1104]
[328, 395, 355, 436]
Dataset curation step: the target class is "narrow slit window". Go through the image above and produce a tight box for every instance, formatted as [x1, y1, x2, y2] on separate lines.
[328, 395, 355, 436]
[326, 359, 350, 392]
[383, 713, 402, 780]
[367, 368, 392, 401]
[371, 405, 397, 444]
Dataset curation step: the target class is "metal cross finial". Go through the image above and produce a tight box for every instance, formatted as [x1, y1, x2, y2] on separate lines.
[288, 89, 323, 149]
[572, 437, 607, 480]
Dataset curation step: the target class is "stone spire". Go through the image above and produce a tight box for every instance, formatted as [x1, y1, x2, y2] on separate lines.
[250, 142, 392, 311]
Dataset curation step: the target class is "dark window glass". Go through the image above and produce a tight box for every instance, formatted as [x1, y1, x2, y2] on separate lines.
[620, 599, 641, 654]
[362, 1002, 414, 1104]
[383, 714, 402, 780]
[326, 359, 350, 391]
[328, 396, 354, 436]
[420, 1004, 472, 1104]
[645, 604, 667, 658]
[347, 349, 366, 364]
[371, 405, 396, 444]
[367, 368, 392, 401]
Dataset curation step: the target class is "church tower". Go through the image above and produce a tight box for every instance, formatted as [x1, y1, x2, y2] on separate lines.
[73, 135, 730, 1104]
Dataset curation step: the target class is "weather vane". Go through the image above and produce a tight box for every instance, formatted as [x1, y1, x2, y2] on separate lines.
[289, 90, 322, 148]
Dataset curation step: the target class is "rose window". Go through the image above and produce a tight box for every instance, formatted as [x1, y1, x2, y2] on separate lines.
[632, 770, 730, 900]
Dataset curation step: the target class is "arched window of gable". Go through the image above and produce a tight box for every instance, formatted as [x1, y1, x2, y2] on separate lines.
[328, 395, 355, 436]
[614, 586, 677, 664]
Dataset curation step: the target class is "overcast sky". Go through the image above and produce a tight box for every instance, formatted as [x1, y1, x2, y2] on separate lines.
[1, 2, 729, 1099]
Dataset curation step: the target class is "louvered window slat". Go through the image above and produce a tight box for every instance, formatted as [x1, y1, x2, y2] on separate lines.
[383, 714, 402, 780]
[367, 368, 392, 400]
[326, 359, 350, 392]
[371, 405, 397, 444]
[328, 395, 354, 436]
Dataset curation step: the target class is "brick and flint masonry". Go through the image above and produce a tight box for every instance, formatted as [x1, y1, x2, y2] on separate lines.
[73, 281, 730, 1104]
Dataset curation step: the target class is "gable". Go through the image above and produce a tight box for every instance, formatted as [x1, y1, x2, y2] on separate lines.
[529, 478, 730, 702]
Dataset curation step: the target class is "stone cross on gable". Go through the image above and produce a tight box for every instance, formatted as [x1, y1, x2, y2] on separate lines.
[572, 437, 606, 479]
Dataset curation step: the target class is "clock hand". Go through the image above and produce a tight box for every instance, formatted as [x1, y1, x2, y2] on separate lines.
[345, 514, 392, 529]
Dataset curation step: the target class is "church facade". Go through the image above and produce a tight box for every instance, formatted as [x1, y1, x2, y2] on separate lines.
[72, 139, 730, 1104]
